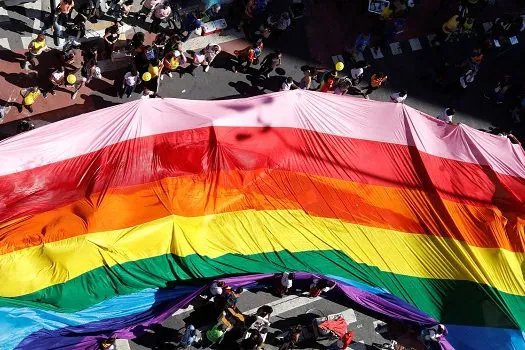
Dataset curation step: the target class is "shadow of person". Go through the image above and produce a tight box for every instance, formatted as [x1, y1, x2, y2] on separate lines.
[131, 324, 180, 349]
[0, 71, 39, 90]
[0, 48, 27, 64]
[228, 81, 264, 97]
[210, 51, 237, 72]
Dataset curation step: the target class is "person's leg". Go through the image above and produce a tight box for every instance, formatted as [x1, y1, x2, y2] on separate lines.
[365, 85, 377, 95]
[186, 64, 198, 76]
[25, 104, 34, 113]
[124, 84, 133, 97]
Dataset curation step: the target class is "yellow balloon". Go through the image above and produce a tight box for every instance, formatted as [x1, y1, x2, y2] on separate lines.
[66, 74, 76, 84]
[335, 62, 344, 71]
[142, 72, 152, 82]
[23, 95, 35, 106]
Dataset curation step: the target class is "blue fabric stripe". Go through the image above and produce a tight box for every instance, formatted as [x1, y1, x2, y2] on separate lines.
[446, 324, 525, 350]
[0, 286, 197, 350]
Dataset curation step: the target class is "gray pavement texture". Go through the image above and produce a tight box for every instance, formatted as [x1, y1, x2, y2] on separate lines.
[129, 285, 392, 350]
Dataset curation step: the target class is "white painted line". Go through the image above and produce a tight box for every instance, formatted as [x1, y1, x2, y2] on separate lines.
[370, 46, 383, 59]
[0, 38, 10, 50]
[172, 304, 194, 316]
[245, 294, 323, 318]
[482, 22, 493, 33]
[427, 34, 437, 47]
[389, 42, 402, 55]
[0, 6, 8, 16]
[21, 36, 33, 50]
[114, 339, 131, 350]
[409, 38, 422, 51]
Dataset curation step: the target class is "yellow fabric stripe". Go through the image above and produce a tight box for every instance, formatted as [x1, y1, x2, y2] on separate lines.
[2, 210, 524, 297]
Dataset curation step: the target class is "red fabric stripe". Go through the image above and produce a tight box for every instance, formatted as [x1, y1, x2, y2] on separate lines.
[1, 126, 523, 225]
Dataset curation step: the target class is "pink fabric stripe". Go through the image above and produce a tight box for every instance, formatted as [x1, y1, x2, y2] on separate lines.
[0, 91, 523, 179]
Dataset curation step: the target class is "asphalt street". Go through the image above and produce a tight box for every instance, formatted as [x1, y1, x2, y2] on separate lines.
[129, 286, 390, 350]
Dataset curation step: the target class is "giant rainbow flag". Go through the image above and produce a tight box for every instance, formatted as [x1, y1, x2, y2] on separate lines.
[0, 90, 524, 349]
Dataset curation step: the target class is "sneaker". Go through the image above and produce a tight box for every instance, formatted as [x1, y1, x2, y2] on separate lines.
[126, 94, 131, 98]
[365, 95, 370, 100]
[167, 72, 173, 78]
[50, 91, 56, 96]
[23, 61, 29, 70]
[17, 105, 23, 113]
[43, 93, 48, 99]
[204, 66, 210, 72]
[160, 75, 164, 81]
[72, 91, 78, 100]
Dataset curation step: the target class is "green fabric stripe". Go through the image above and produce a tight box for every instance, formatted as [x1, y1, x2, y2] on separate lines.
[1, 249, 523, 330]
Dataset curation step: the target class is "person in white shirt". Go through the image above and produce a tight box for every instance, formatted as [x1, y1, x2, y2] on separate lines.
[280, 77, 297, 91]
[437, 107, 455, 123]
[390, 90, 407, 103]
[121, 66, 140, 98]
[350, 61, 369, 85]
[276, 272, 295, 297]
[209, 280, 226, 297]
[43, 66, 65, 98]
[203, 44, 221, 72]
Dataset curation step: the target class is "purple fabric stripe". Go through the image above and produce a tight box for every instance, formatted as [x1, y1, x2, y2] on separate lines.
[24, 273, 454, 350]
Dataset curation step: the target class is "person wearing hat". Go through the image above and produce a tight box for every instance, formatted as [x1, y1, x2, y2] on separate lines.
[162, 50, 182, 79]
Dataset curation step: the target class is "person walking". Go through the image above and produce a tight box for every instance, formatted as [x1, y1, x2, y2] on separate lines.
[72, 57, 99, 99]
[258, 50, 281, 78]
[186, 50, 205, 76]
[22, 34, 49, 70]
[43, 66, 66, 98]
[121, 66, 140, 98]
[364, 72, 388, 99]
[390, 90, 407, 103]
[150, 2, 171, 33]
[232, 39, 263, 73]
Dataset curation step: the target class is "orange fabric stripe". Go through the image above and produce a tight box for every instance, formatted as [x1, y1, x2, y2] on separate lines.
[2, 170, 522, 255]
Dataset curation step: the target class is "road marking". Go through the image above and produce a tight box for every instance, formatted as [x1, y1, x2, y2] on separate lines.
[21, 36, 33, 50]
[0, 38, 10, 50]
[23, 0, 43, 38]
[389, 42, 402, 55]
[409, 38, 422, 51]
[245, 294, 323, 317]
[370, 46, 383, 59]
[114, 339, 131, 350]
